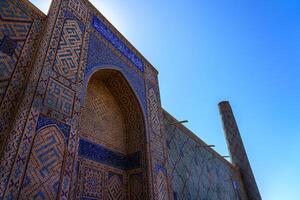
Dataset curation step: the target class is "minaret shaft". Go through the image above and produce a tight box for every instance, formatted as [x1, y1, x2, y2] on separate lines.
[219, 101, 261, 200]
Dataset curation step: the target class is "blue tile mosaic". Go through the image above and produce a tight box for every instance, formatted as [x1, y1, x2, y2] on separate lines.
[36, 114, 71, 142]
[92, 16, 144, 73]
[84, 33, 146, 112]
[78, 138, 141, 170]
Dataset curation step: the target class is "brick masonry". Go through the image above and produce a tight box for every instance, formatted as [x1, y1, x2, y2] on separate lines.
[0, 0, 261, 199]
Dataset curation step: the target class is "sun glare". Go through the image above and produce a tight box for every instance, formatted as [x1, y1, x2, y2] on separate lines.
[30, 0, 126, 33]
[89, 0, 127, 33]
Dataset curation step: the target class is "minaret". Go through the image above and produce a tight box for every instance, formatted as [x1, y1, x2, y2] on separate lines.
[218, 101, 261, 200]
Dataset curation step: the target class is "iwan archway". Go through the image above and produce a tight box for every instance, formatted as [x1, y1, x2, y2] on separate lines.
[75, 69, 147, 199]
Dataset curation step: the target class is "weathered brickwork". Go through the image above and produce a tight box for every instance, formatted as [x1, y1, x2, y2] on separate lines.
[0, 0, 260, 199]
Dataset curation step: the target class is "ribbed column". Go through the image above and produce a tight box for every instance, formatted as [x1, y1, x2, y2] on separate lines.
[218, 101, 261, 200]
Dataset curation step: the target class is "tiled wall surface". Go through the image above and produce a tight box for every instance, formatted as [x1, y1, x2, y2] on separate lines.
[0, 0, 45, 153]
[164, 111, 248, 200]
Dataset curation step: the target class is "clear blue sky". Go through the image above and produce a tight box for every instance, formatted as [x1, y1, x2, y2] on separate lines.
[31, 0, 300, 199]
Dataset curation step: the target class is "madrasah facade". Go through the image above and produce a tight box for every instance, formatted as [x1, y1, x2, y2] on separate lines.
[0, 0, 261, 199]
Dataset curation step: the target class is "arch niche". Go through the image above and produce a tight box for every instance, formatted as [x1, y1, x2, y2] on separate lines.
[76, 69, 147, 199]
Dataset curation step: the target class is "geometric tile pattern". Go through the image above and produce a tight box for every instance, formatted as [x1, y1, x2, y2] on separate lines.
[79, 76, 127, 153]
[0, 23, 31, 40]
[219, 101, 261, 200]
[1, 0, 68, 199]
[75, 159, 130, 200]
[148, 88, 161, 137]
[92, 16, 144, 73]
[82, 167, 104, 199]
[0, 0, 44, 198]
[85, 33, 146, 112]
[19, 126, 65, 200]
[164, 111, 246, 200]
[0, 0, 32, 102]
[104, 71, 145, 154]
[53, 19, 83, 82]
[36, 114, 71, 142]
[44, 77, 75, 117]
[0, 0, 32, 21]
[144, 66, 171, 199]
[107, 172, 125, 200]
[68, 0, 87, 22]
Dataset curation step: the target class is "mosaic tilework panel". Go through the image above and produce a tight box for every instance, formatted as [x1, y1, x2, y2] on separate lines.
[107, 172, 125, 200]
[68, 0, 88, 22]
[92, 16, 144, 72]
[0, 0, 44, 197]
[76, 159, 129, 200]
[0, 0, 32, 102]
[78, 138, 141, 170]
[53, 19, 83, 82]
[219, 101, 261, 200]
[0, 0, 32, 21]
[164, 111, 247, 200]
[84, 33, 146, 112]
[53, 19, 84, 82]
[19, 126, 65, 199]
[36, 114, 71, 143]
[82, 167, 104, 199]
[148, 88, 161, 136]
[44, 77, 75, 117]
[104, 71, 145, 154]
[145, 66, 171, 199]
[0, 0, 69, 199]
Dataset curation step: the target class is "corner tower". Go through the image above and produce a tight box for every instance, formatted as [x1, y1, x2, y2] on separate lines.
[218, 101, 261, 200]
